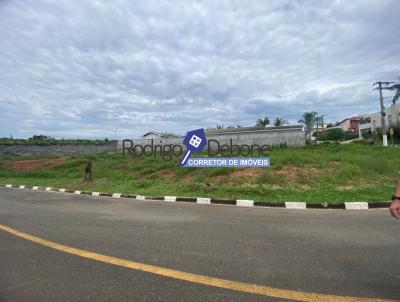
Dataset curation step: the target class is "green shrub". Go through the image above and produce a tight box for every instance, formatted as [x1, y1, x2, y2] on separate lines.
[316, 128, 359, 141]
[318, 128, 345, 141]
[344, 131, 359, 140]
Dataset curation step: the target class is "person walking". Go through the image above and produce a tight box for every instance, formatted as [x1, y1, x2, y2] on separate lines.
[389, 181, 400, 218]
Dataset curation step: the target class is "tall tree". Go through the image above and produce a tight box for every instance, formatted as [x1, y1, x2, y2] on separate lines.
[388, 79, 400, 104]
[298, 112, 318, 138]
[256, 117, 270, 128]
[274, 117, 287, 127]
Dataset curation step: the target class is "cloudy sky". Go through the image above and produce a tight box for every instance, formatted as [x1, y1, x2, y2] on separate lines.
[0, 0, 399, 139]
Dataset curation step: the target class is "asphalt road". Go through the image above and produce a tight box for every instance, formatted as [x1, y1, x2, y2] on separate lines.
[0, 187, 399, 302]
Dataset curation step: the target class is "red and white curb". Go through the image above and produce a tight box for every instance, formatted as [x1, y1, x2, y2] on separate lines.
[1, 184, 390, 210]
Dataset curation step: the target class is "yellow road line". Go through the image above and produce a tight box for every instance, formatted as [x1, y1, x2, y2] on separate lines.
[0, 224, 397, 302]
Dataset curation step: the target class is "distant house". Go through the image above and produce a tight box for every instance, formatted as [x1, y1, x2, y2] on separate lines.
[360, 103, 400, 135]
[142, 131, 179, 139]
[337, 117, 361, 132]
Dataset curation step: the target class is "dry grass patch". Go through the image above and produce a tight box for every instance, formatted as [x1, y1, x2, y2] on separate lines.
[150, 169, 177, 181]
[273, 165, 327, 183]
[6, 157, 70, 172]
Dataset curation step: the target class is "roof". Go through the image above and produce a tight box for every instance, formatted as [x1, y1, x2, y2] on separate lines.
[205, 125, 304, 135]
[142, 131, 179, 138]
[142, 131, 162, 137]
[338, 116, 361, 125]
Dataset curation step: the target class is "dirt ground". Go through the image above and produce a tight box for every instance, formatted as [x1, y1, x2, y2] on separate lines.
[6, 157, 69, 171]
[150, 165, 331, 185]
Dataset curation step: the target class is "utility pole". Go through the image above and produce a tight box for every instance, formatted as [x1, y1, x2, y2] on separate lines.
[319, 115, 325, 128]
[373, 81, 394, 147]
[114, 128, 117, 151]
[315, 115, 325, 140]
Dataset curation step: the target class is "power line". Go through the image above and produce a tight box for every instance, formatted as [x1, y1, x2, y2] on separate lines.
[326, 100, 381, 121]
[327, 95, 397, 122]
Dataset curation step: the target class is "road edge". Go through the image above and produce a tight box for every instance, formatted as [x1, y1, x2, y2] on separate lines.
[0, 184, 391, 210]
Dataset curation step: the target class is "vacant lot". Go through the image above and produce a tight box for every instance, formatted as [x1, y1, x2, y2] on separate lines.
[0, 144, 399, 203]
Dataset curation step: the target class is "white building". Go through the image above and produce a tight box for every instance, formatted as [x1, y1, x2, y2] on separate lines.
[359, 103, 400, 135]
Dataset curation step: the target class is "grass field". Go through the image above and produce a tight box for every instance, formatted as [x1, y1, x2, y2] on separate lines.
[0, 144, 399, 203]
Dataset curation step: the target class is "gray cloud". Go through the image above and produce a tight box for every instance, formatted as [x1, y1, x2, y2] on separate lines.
[0, 0, 399, 138]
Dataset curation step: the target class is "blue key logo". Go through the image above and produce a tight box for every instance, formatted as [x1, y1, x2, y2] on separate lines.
[180, 128, 207, 166]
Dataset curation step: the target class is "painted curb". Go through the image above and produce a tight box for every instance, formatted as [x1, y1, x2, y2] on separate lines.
[0, 184, 391, 210]
[197, 197, 211, 205]
[237, 200, 254, 207]
[176, 197, 197, 203]
[211, 198, 236, 205]
[345, 202, 368, 210]
[285, 202, 307, 209]
[164, 196, 176, 202]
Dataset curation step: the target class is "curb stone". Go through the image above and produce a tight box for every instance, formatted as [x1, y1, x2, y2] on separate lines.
[285, 202, 306, 209]
[164, 196, 176, 202]
[345, 202, 368, 210]
[1, 184, 391, 210]
[144, 196, 163, 200]
[100, 192, 112, 197]
[211, 198, 236, 205]
[176, 197, 197, 203]
[237, 199, 254, 207]
[197, 197, 211, 205]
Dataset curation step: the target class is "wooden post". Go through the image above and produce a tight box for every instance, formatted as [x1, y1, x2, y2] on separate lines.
[84, 161, 92, 183]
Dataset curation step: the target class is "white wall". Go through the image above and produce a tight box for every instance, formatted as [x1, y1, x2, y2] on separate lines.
[360, 103, 400, 131]
[118, 127, 306, 150]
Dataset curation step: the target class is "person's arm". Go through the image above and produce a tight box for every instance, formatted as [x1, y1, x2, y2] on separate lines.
[389, 181, 400, 219]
